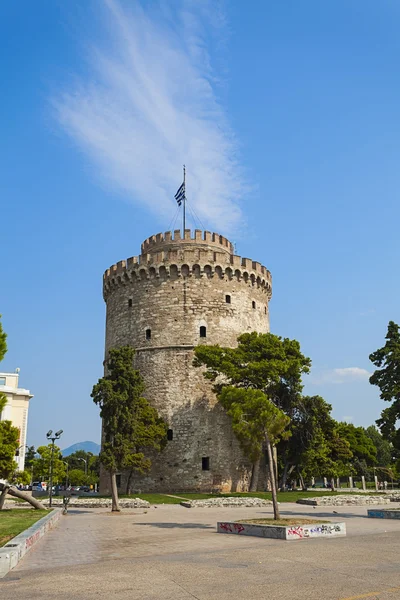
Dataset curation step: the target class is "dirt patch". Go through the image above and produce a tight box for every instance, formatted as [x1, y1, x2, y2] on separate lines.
[236, 518, 329, 526]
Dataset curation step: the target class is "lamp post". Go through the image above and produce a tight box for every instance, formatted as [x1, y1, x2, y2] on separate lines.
[46, 430, 63, 507]
[77, 458, 87, 477]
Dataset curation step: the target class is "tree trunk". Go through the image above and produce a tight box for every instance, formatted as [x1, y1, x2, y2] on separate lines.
[110, 472, 120, 512]
[299, 473, 306, 491]
[281, 461, 289, 489]
[249, 458, 260, 492]
[125, 470, 133, 495]
[265, 433, 280, 520]
[0, 483, 46, 510]
[0, 485, 9, 510]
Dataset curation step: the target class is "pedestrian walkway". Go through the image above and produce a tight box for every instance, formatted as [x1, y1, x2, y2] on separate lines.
[3, 503, 400, 600]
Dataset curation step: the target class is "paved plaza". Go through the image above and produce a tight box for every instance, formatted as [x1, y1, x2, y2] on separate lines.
[3, 502, 400, 600]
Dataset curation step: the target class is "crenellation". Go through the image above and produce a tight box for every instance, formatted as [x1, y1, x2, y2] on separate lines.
[241, 258, 252, 269]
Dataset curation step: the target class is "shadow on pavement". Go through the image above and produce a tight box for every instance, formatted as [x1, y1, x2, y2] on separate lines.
[135, 522, 215, 529]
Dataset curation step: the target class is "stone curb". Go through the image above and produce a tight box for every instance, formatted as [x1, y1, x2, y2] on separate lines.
[181, 497, 273, 509]
[297, 495, 392, 507]
[217, 521, 346, 540]
[41, 498, 150, 509]
[0, 508, 62, 578]
[367, 509, 400, 520]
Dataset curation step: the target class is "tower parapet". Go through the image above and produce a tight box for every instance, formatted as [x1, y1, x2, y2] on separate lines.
[141, 229, 234, 254]
[104, 229, 272, 300]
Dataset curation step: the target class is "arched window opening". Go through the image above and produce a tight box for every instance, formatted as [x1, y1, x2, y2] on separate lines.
[146, 328, 151, 340]
[225, 295, 231, 304]
[200, 326, 207, 338]
[167, 429, 173, 441]
[252, 301, 256, 309]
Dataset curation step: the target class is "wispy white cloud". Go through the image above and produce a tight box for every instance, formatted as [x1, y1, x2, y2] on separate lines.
[308, 367, 371, 385]
[359, 308, 376, 317]
[53, 0, 245, 232]
[342, 416, 354, 423]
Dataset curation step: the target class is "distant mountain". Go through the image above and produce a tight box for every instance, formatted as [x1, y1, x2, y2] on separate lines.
[62, 441, 100, 456]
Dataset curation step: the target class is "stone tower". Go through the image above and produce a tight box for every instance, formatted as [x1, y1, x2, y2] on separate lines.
[101, 229, 272, 493]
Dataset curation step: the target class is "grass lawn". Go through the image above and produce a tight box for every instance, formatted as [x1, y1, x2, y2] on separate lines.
[0, 509, 47, 547]
[237, 518, 328, 526]
[182, 490, 384, 503]
[84, 489, 388, 505]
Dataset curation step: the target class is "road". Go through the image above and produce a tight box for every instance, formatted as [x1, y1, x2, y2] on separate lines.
[3, 502, 400, 599]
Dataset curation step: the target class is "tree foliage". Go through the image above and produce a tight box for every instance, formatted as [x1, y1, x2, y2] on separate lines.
[65, 450, 100, 484]
[365, 426, 393, 466]
[0, 315, 7, 415]
[91, 346, 167, 510]
[32, 444, 66, 484]
[68, 469, 88, 486]
[194, 332, 310, 517]
[0, 315, 7, 364]
[219, 387, 291, 462]
[277, 396, 353, 484]
[12, 470, 31, 485]
[0, 420, 19, 480]
[370, 321, 400, 446]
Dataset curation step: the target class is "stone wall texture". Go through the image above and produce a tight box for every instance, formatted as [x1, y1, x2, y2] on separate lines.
[100, 229, 272, 493]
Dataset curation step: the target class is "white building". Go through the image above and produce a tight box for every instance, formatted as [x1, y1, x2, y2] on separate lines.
[0, 370, 33, 472]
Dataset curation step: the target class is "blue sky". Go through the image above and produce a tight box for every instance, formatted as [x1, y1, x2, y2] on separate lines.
[1, 0, 399, 449]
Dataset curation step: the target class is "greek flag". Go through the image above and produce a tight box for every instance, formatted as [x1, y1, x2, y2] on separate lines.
[175, 182, 185, 206]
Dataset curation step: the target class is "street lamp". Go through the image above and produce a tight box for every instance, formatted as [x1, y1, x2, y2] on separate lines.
[77, 458, 87, 477]
[46, 429, 63, 507]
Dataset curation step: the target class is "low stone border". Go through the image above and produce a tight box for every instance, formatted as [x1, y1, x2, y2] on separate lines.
[368, 509, 400, 520]
[217, 521, 346, 540]
[181, 497, 273, 508]
[0, 508, 62, 578]
[41, 497, 150, 509]
[297, 495, 392, 507]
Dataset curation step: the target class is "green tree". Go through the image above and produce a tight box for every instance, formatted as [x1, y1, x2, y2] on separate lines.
[0, 420, 19, 480]
[370, 321, 400, 448]
[32, 444, 66, 484]
[365, 425, 393, 467]
[0, 315, 7, 363]
[219, 387, 290, 519]
[124, 396, 168, 494]
[24, 445, 37, 470]
[91, 346, 167, 511]
[336, 423, 377, 474]
[12, 470, 31, 486]
[68, 469, 87, 486]
[194, 332, 310, 516]
[0, 318, 45, 510]
[0, 316, 8, 415]
[278, 395, 334, 487]
[0, 420, 19, 508]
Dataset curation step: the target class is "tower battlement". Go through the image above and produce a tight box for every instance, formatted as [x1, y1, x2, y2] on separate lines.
[141, 229, 234, 255]
[104, 229, 272, 299]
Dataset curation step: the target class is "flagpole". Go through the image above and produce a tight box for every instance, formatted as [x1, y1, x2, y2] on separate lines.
[183, 164, 186, 235]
